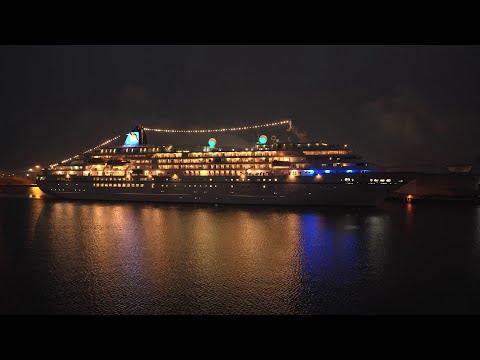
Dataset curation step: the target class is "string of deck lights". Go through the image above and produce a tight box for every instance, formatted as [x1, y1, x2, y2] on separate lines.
[50, 135, 122, 167]
[144, 119, 292, 133]
[49, 120, 292, 167]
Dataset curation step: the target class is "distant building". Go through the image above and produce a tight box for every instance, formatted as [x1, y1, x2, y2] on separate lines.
[447, 156, 480, 174]
[447, 165, 472, 173]
[390, 156, 480, 201]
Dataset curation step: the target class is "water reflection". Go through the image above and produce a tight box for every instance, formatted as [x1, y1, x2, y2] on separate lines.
[1, 195, 480, 314]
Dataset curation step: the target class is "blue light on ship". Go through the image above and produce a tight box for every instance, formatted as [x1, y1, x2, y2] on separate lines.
[208, 138, 216, 149]
[124, 132, 140, 146]
[259, 135, 268, 144]
[310, 169, 375, 175]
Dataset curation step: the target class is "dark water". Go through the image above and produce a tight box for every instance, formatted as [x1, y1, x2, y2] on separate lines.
[1, 187, 480, 314]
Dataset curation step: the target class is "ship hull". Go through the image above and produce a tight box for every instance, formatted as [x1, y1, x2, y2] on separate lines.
[38, 181, 402, 206]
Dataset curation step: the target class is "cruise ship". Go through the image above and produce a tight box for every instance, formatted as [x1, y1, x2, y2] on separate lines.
[37, 122, 409, 206]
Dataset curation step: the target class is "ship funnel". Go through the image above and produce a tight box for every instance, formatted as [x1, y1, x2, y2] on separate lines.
[124, 125, 148, 146]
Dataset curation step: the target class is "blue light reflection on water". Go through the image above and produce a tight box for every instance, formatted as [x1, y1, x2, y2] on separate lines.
[297, 211, 370, 313]
[300, 213, 335, 279]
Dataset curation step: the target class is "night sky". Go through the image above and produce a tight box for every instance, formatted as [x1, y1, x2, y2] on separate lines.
[1, 45, 479, 170]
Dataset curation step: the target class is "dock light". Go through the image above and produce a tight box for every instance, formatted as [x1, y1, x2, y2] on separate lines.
[259, 135, 268, 144]
[208, 138, 216, 149]
[35, 165, 40, 168]
[28, 168, 33, 172]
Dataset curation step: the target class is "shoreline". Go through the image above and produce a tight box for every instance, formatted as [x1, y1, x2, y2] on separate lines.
[0, 184, 37, 187]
